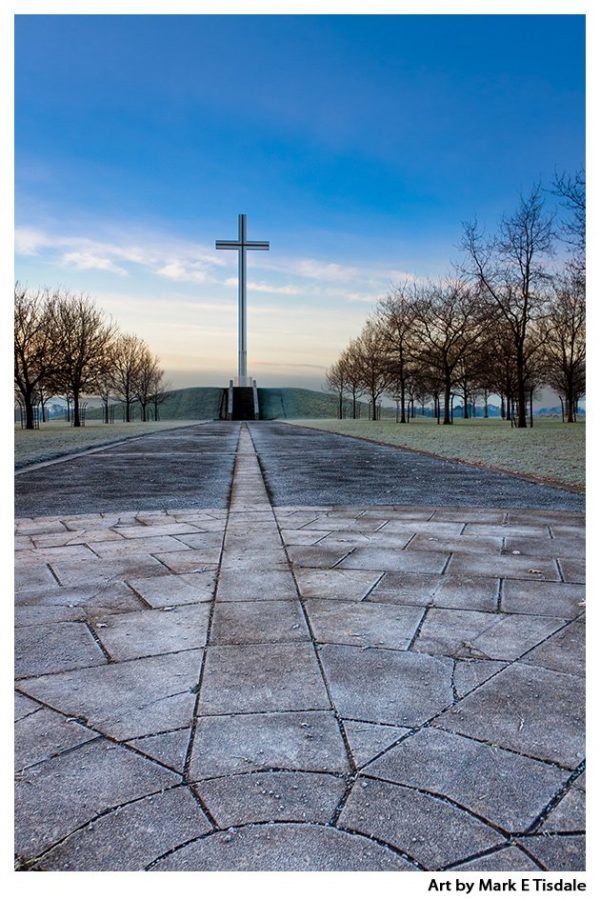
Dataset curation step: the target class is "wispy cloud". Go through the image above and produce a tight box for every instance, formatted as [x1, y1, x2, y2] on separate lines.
[157, 261, 210, 283]
[62, 251, 128, 275]
[288, 258, 362, 282]
[15, 224, 419, 304]
[15, 228, 57, 255]
[254, 360, 327, 370]
[224, 277, 303, 295]
[15, 226, 225, 283]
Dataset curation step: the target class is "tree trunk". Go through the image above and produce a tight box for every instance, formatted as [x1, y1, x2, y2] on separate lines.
[566, 385, 575, 423]
[515, 349, 527, 428]
[443, 379, 452, 425]
[73, 389, 81, 427]
[371, 393, 378, 421]
[24, 395, 35, 430]
[529, 388, 534, 429]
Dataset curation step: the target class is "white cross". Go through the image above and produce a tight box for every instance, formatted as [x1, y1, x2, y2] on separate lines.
[216, 214, 270, 386]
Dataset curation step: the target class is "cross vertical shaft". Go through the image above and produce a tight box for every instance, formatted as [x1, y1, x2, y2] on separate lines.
[238, 213, 247, 384]
[216, 214, 270, 386]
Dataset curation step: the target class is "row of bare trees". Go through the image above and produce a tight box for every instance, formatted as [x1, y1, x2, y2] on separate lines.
[327, 176, 585, 428]
[14, 287, 167, 429]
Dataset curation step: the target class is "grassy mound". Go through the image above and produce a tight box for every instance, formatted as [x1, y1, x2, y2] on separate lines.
[85, 387, 225, 422]
[258, 388, 372, 419]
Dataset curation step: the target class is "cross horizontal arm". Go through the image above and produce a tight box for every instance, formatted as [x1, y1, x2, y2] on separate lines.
[215, 240, 270, 250]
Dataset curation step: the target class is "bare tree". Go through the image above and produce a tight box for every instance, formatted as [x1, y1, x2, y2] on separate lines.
[325, 357, 349, 419]
[49, 292, 115, 427]
[376, 285, 417, 424]
[14, 285, 59, 430]
[340, 340, 365, 419]
[353, 320, 390, 420]
[553, 169, 585, 270]
[111, 334, 148, 422]
[463, 186, 554, 427]
[541, 272, 585, 423]
[134, 349, 164, 422]
[412, 279, 488, 425]
[148, 367, 169, 421]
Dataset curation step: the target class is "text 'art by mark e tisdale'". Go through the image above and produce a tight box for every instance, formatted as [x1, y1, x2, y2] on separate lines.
[428, 878, 586, 893]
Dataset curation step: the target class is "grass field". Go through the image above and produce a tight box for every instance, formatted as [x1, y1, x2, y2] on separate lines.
[290, 417, 585, 490]
[14, 420, 203, 468]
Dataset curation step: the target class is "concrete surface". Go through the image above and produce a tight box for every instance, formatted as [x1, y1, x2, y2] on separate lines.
[14, 422, 585, 871]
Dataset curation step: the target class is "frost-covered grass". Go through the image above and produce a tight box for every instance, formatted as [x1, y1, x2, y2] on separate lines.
[290, 417, 585, 490]
[15, 419, 205, 468]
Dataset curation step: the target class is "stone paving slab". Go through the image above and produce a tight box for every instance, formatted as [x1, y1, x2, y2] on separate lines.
[15, 621, 107, 678]
[368, 572, 500, 612]
[127, 571, 217, 606]
[200, 643, 329, 714]
[450, 846, 542, 871]
[319, 644, 454, 726]
[305, 598, 423, 649]
[33, 786, 212, 871]
[152, 822, 416, 870]
[540, 780, 585, 832]
[363, 726, 568, 832]
[294, 567, 384, 601]
[15, 739, 180, 860]
[89, 605, 211, 660]
[342, 720, 410, 767]
[453, 660, 507, 698]
[14, 691, 41, 721]
[434, 662, 585, 768]
[15, 706, 96, 771]
[521, 620, 585, 677]
[210, 600, 309, 644]
[413, 609, 566, 661]
[196, 771, 346, 828]
[501, 579, 585, 617]
[14, 422, 585, 872]
[338, 779, 503, 870]
[338, 546, 451, 574]
[517, 835, 585, 871]
[189, 711, 350, 779]
[19, 649, 202, 741]
[127, 728, 191, 773]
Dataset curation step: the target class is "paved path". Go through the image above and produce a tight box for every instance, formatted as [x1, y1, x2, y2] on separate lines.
[16, 421, 583, 520]
[15, 422, 239, 517]
[250, 422, 584, 511]
[14, 424, 585, 871]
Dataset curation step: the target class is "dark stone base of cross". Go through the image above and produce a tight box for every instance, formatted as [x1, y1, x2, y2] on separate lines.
[222, 385, 260, 420]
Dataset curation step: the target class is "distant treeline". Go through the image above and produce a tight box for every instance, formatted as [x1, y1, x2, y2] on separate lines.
[14, 286, 167, 429]
[327, 174, 585, 428]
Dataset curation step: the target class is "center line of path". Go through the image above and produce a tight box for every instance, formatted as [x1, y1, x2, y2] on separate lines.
[187, 423, 352, 784]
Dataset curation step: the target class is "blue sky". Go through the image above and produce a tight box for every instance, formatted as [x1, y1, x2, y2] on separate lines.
[15, 14, 585, 389]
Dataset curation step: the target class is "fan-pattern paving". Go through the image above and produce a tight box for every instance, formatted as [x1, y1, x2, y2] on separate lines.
[15, 425, 584, 871]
